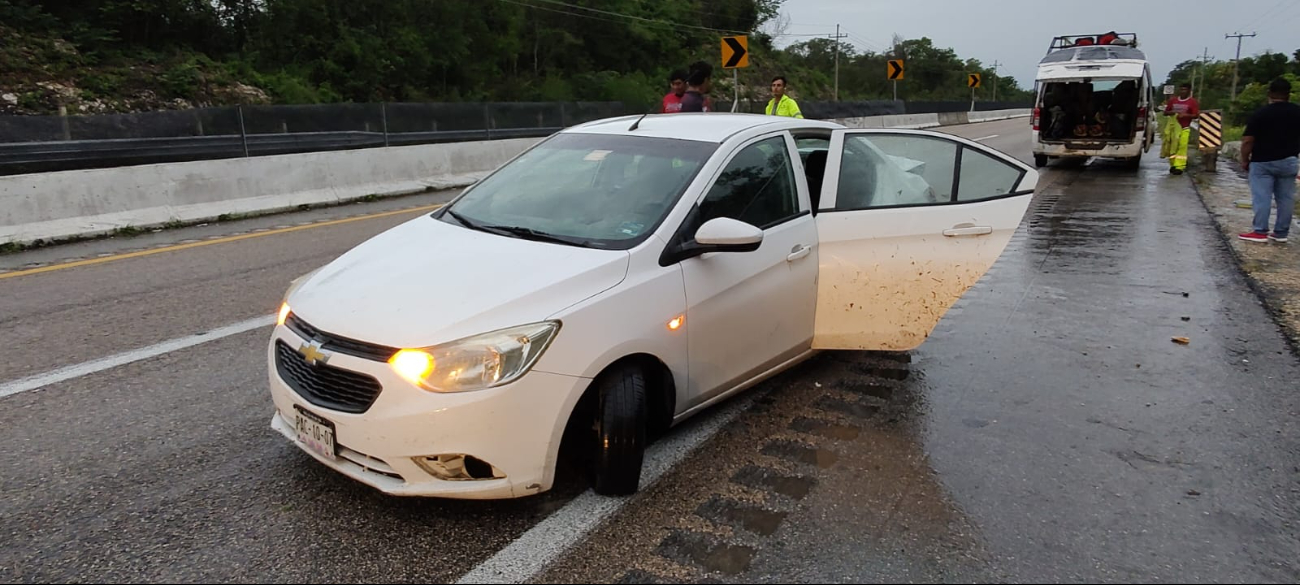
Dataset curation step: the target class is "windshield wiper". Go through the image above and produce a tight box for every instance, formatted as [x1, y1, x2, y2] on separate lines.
[444, 208, 482, 230]
[480, 225, 593, 247]
[444, 209, 592, 248]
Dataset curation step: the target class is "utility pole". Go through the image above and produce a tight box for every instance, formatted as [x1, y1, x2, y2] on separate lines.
[1193, 47, 1213, 97]
[990, 60, 1001, 101]
[830, 25, 848, 101]
[1226, 32, 1256, 102]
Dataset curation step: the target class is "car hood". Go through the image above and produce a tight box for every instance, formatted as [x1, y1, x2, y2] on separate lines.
[286, 215, 630, 349]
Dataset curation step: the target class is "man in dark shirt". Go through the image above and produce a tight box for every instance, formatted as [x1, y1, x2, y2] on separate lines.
[679, 61, 712, 113]
[1239, 78, 1300, 243]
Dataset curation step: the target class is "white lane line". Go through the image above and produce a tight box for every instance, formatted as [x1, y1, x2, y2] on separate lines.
[974, 134, 1000, 142]
[0, 315, 274, 399]
[455, 391, 759, 584]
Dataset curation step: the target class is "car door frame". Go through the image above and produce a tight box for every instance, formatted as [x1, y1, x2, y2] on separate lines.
[657, 128, 822, 418]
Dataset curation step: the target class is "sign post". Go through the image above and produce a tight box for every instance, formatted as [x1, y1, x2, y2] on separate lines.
[968, 73, 981, 112]
[722, 35, 749, 113]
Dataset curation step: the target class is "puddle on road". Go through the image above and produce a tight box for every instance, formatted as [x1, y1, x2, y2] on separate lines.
[760, 439, 839, 468]
[655, 530, 755, 576]
[694, 495, 789, 536]
[790, 416, 862, 440]
[729, 464, 817, 500]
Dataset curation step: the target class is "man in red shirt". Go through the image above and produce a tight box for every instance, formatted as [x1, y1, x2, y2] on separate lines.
[661, 69, 687, 113]
[1164, 83, 1199, 175]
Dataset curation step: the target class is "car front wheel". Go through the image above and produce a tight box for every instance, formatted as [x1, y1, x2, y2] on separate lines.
[590, 364, 648, 496]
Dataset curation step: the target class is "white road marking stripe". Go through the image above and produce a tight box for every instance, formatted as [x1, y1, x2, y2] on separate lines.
[974, 134, 1000, 142]
[455, 391, 758, 584]
[0, 315, 274, 399]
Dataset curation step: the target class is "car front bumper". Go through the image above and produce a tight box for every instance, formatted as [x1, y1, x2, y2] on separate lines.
[266, 323, 590, 500]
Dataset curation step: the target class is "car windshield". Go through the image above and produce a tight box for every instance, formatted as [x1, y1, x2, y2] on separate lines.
[440, 132, 717, 249]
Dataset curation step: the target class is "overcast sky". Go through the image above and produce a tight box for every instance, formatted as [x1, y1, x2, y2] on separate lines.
[773, 0, 1300, 91]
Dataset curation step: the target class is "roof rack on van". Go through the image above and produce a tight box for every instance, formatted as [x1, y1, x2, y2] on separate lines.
[1047, 32, 1138, 53]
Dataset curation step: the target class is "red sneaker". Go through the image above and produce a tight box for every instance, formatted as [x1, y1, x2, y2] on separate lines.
[1239, 232, 1269, 242]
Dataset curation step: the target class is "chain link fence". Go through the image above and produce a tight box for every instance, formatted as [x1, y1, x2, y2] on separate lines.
[0, 99, 1031, 175]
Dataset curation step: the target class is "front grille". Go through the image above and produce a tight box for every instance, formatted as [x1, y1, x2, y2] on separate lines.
[275, 340, 383, 414]
[285, 312, 399, 362]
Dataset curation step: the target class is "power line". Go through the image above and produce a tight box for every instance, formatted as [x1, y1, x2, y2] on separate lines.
[1253, 2, 1300, 39]
[845, 33, 885, 53]
[503, 0, 749, 35]
[1237, 0, 1292, 35]
[622, 0, 754, 29]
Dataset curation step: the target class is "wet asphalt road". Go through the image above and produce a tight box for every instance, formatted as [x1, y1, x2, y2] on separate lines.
[536, 124, 1300, 584]
[2, 117, 1297, 584]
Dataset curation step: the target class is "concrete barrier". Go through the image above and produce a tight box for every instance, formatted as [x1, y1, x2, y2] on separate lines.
[937, 112, 971, 126]
[968, 108, 1032, 123]
[833, 108, 1027, 131]
[0, 137, 541, 247]
[834, 113, 940, 130]
[0, 108, 1036, 249]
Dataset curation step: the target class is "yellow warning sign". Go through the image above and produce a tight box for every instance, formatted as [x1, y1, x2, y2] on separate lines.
[888, 60, 904, 80]
[722, 36, 749, 69]
[1198, 110, 1224, 150]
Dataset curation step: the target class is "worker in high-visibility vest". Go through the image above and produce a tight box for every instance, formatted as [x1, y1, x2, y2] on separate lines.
[1162, 83, 1200, 175]
[765, 76, 804, 118]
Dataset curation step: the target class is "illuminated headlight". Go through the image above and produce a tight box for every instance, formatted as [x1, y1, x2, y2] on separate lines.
[389, 321, 560, 393]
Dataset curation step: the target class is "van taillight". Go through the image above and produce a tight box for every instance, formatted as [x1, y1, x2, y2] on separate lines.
[1032, 107, 1041, 131]
[1136, 107, 1147, 130]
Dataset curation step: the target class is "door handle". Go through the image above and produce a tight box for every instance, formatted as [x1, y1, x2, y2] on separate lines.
[787, 244, 812, 262]
[942, 225, 993, 237]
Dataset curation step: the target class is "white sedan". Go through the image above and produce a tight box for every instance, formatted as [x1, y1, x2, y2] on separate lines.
[267, 113, 1037, 499]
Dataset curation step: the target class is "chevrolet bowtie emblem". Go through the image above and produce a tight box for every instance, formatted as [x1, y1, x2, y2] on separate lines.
[298, 339, 331, 366]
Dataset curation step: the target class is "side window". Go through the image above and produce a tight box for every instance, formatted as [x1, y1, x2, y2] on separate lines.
[697, 136, 800, 230]
[833, 133, 1027, 210]
[835, 134, 954, 209]
[957, 148, 1023, 201]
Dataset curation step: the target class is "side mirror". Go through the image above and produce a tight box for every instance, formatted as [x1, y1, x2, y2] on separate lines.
[658, 216, 765, 267]
[694, 217, 764, 250]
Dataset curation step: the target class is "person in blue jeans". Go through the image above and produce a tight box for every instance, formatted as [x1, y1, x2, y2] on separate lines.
[1239, 78, 1300, 243]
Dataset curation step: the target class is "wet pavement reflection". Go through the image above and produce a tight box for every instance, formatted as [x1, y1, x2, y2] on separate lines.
[536, 156, 1300, 584]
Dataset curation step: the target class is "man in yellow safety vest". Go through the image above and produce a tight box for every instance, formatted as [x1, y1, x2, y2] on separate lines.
[765, 76, 804, 118]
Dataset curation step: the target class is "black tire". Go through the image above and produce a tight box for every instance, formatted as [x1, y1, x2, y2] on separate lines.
[1034, 154, 1049, 168]
[590, 364, 648, 496]
[1125, 155, 1142, 170]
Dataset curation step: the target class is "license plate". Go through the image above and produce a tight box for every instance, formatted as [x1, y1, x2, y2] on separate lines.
[293, 405, 336, 461]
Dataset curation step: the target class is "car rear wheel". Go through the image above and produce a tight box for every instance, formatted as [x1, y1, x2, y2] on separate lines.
[590, 364, 648, 496]
[1034, 154, 1049, 168]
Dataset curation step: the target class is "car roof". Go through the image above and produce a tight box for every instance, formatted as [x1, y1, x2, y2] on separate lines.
[562, 113, 845, 143]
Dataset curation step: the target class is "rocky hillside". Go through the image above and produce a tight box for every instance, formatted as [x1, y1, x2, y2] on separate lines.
[0, 24, 269, 116]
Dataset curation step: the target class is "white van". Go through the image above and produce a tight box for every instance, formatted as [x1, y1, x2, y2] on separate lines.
[1031, 33, 1157, 168]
